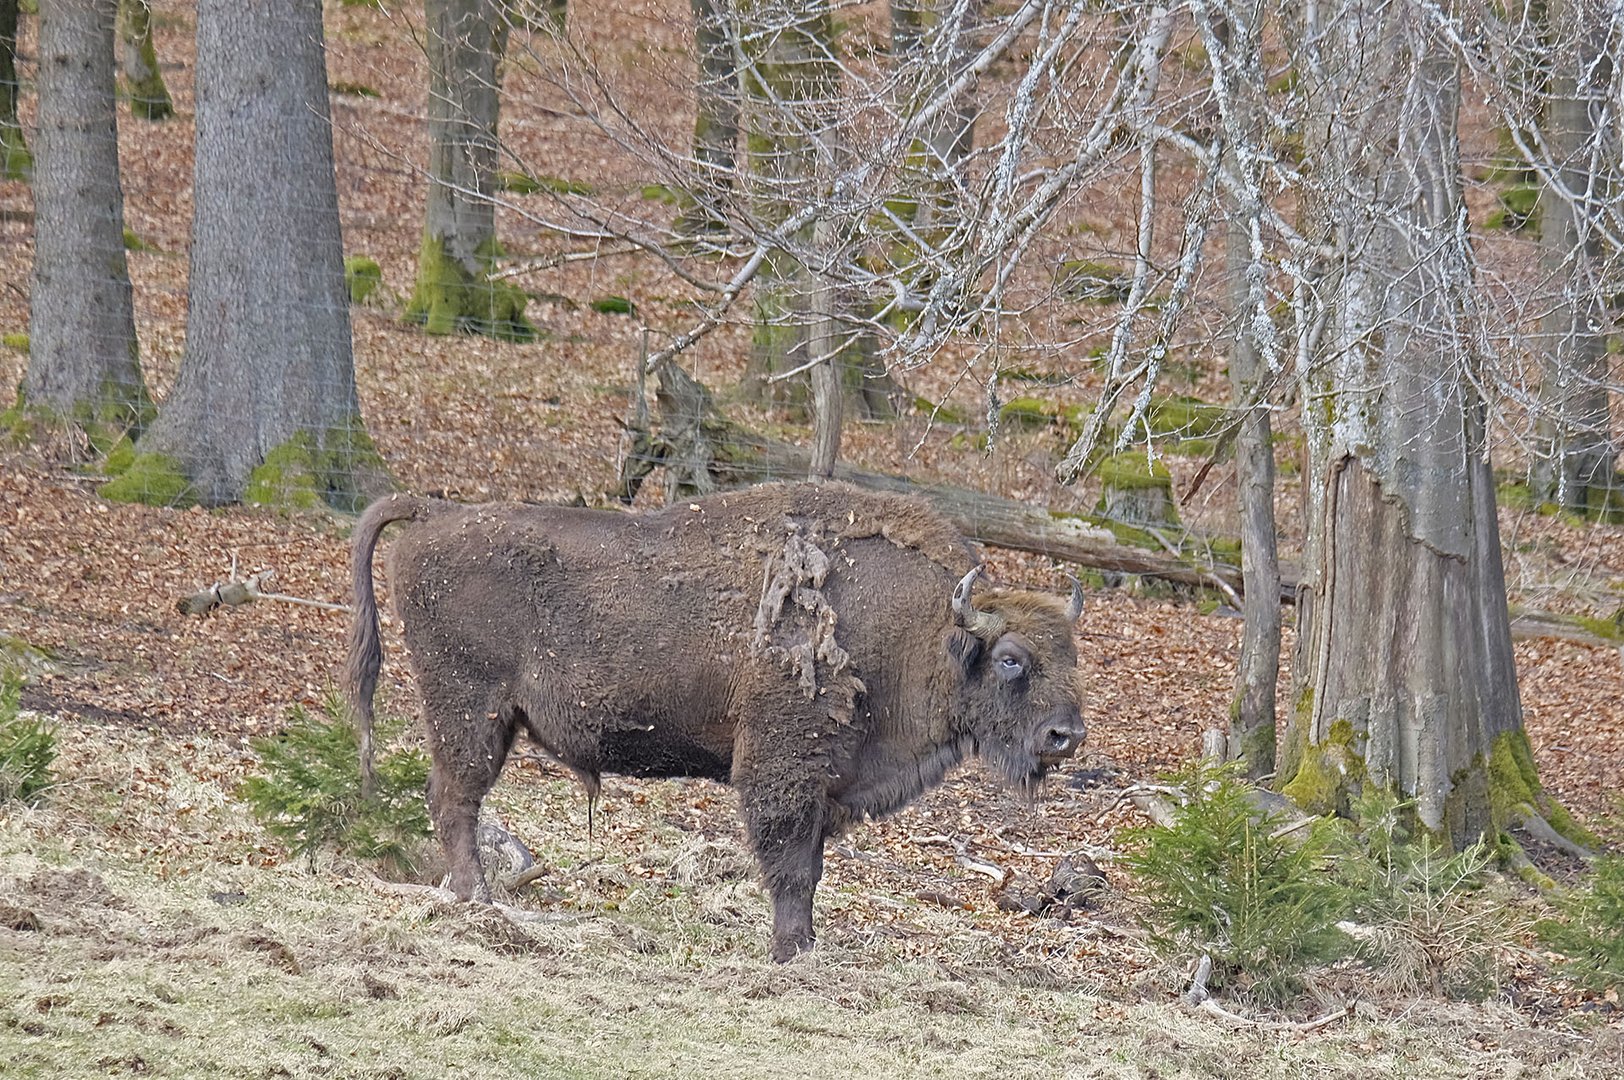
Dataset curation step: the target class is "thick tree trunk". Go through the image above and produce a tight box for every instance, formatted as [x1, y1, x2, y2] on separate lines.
[1530, 0, 1614, 513]
[740, 0, 836, 408]
[107, 0, 385, 509]
[405, 0, 532, 341]
[678, 0, 739, 235]
[23, 0, 149, 449]
[117, 0, 172, 120]
[0, 0, 29, 179]
[1286, 1, 1553, 849]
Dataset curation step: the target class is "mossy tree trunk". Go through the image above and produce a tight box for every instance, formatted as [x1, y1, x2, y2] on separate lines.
[1206, 2, 1279, 778]
[405, 0, 532, 341]
[1530, 0, 1615, 514]
[1285, 1, 1548, 850]
[678, 0, 739, 235]
[888, 0, 974, 238]
[22, 0, 150, 449]
[108, 0, 385, 509]
[0, 0, 29, 179]
[740, 0, 832, 409]
[116, 0, 171, 120]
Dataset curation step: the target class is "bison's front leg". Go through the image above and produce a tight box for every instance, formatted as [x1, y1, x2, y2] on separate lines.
[737, 777, 828, 963]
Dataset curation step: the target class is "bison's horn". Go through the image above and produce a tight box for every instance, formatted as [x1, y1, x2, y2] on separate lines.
[951, 566, 1005, 640]
[1065, 575, 1085, 623]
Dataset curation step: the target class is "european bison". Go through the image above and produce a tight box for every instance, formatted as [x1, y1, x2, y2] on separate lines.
[346, 482, 1085, 961]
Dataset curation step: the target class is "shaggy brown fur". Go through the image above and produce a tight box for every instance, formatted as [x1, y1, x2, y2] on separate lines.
[345, 482, 1086, 962]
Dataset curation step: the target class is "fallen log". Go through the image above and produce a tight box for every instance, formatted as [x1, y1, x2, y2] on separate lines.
[612, 363, 1619, 650]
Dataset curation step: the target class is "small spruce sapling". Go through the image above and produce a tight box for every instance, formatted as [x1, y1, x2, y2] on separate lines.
[1123, 761, 1351, 1003]
[1539, 854, 1624, 995]
[240, 694, 430, 875]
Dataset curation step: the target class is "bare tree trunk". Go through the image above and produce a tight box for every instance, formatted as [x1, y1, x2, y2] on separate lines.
[23, 0, 149, 451]
[740, 0, 839, 409]
[678, 0, 739, 235]
[1200, 0, 1279, 777]
[0, 0, 29, 179]
[117, 0, 172, 120]
[107, 0, 385, 509]
[406, 0, 533, 341]
[1286, 0, 1554, 849]
[1530, 0, 1615, 513]
[807, 222, 842, 478]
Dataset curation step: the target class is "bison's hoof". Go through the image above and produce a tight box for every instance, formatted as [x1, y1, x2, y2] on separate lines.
[770, 933, 814, 963]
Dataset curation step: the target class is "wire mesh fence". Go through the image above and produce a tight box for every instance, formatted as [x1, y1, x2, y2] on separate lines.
[0, 0, 1620, 625]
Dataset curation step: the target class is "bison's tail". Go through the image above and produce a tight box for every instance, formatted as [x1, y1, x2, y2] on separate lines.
[346, 494, 431, 799]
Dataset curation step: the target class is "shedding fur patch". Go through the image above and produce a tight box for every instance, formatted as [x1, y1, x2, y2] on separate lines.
[751, 525, 864, 721]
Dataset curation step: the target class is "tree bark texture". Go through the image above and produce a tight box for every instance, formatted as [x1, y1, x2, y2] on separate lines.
[119, 0, 380, 509]
[888, 0, 975, 235]
[1288, 1, 1532, 848]
[1206, 0, 1279, 778]
[0, 0, 29, 179]
[24, 0, 148, 445]
[807, 221, 842, 479]
[680, 0, 740, 233]
[740, 0, 838, 406]
[117, 0, 172, 120]
[406, 0, 532, 340]
[1531, 0, 1615, 513]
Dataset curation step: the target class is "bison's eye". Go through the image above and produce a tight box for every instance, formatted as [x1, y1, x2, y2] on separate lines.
[994, 654, 1026, 682]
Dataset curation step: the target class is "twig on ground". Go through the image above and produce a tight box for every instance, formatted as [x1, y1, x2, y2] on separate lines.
[176, 568, 350, 616]
[1185, 953, 1355, 1031]
[909, 833, 1014, 888]
[365, 877, 579, 926]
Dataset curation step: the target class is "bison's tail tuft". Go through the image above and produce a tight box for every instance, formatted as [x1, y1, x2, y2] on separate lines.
[345, 494, 431, 799]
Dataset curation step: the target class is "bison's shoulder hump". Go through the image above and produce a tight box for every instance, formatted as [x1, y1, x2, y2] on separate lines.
[714, 482, 971, 570]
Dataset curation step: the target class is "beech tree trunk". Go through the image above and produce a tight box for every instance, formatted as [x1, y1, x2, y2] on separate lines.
[889, 0, 975, 234]
[679, 0, 739, 234]
[0, 0, 29, 179]
[23, 0, 149, 448]
[110, 0, 384, 509]
[740, 0, 837, 407]
[1530, 0, 1614, 513]
[405, 0, 532, 341]
[1286, 1, 1549, 849]
[1203, 0, 1279, 777]
[117, 0, 172, 120]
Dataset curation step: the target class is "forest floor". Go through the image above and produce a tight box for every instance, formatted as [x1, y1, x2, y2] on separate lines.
[3, 3, 1624, 1077]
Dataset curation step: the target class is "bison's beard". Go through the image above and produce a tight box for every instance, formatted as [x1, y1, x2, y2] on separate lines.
[974, 739, 1050, 802]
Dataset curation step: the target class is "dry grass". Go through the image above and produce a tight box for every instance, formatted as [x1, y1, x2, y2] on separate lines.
[4, 722, 1622, 1079]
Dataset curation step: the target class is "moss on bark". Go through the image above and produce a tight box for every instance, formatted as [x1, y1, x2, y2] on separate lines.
[246, 425, 393, 513]
[1280, 718, 1361, 816]
[1487, 729, 1600, 851]
[118, 0, 174, 121]
[344, 256, 382, 305]
[98, 451, 195, 506]
[405, 233, 533, 342]
[4, 379, 155, 457]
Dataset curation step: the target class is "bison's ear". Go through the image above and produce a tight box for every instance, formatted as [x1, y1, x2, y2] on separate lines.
[943, 628, 983, 679]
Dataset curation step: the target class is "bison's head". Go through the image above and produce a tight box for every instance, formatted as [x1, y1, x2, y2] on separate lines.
[944, 567, 1086, 794]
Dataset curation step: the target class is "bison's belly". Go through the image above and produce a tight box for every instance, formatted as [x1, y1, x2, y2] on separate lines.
[599, 725, 733, 783]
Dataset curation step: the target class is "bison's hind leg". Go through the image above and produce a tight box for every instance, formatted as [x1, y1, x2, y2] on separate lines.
[422, 683, 519, 903]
